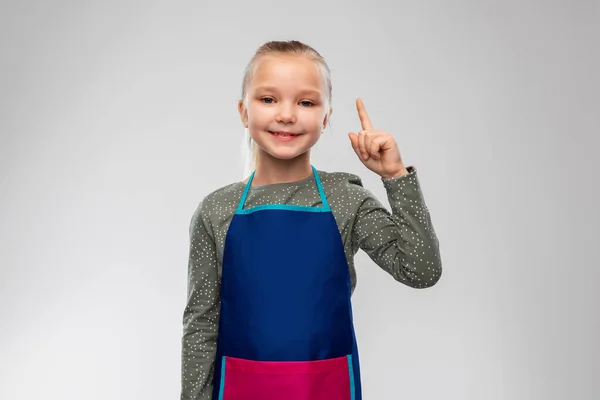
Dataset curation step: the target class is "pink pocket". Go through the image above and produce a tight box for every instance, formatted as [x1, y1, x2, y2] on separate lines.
[219, 355, 355, 400]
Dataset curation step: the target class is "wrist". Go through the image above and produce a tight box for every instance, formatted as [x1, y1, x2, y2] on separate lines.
[381, 166, 409, 179]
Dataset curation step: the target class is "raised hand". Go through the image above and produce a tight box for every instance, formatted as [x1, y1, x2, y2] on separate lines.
[348, 98, 408, 179]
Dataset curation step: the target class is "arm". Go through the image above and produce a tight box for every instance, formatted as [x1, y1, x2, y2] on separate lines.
[181, 201, 220, 399]
[352, 166, 442, 288]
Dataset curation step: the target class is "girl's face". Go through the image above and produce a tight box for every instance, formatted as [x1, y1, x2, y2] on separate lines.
[239, 54, 331, 163]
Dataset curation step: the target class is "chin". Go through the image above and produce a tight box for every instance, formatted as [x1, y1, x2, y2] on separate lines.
[264, 148, 309, 161]
[253, 141, 312, 160]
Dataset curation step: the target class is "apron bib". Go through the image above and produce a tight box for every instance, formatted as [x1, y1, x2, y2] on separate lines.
[212, 166, 362, 400]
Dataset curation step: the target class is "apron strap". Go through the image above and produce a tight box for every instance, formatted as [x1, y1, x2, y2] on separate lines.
[312, 166, 330, 210]
[236, 166, 330, 212]
[237, 171, 256, 213]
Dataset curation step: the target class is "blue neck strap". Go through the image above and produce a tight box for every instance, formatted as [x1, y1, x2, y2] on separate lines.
[237, 166, 330, 212]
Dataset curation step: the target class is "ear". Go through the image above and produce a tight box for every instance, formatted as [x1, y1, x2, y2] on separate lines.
[238, 99, 248, 127]
[322, 107, 333, 130]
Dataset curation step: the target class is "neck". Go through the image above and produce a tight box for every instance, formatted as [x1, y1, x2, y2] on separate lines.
[249, 151, 313, 187]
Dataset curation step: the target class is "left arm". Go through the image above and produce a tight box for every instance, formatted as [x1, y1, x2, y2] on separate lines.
[348, 98, 441, 288]
[351, 166, 442, 288]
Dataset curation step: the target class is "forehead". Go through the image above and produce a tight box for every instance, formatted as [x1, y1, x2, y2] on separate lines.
[249, 54, 325, 94]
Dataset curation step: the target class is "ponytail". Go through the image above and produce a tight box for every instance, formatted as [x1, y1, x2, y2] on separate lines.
[241, 127, 258, 179]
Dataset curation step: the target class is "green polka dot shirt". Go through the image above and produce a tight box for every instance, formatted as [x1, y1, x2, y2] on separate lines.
[180, 166, 442, 399]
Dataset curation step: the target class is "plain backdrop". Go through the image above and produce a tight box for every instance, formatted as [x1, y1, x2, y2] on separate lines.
[1, 1, 599, 399]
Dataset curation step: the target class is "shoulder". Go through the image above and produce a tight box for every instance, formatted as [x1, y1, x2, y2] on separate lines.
[317, 170, 364, 190]
[189, 181, 245, 235]
[316, 170, 375, 203]
[202, 181, 245, 213]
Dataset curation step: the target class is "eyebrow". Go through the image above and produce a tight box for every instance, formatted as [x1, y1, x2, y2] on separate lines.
[253, 86, 322, 97]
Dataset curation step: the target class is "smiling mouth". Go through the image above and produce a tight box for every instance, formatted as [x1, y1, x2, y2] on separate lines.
[269, 131, 300, 137]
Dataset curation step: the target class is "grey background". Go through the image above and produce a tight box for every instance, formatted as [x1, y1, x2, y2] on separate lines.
[1, 1, 598, 399]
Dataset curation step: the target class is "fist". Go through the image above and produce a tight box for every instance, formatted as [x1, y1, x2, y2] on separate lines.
[348, 98, 408, 179]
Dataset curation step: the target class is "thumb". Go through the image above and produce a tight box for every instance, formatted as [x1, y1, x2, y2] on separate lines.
[348, 133, 360, 157]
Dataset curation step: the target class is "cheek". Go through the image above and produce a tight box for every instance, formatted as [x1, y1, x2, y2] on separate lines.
[247, 104, 271, 124]
[308, 113, 325, 130]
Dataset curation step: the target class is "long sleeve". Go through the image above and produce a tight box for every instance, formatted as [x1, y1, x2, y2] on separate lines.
[351, 166, 442, 288]
[181, 201, 221, 399]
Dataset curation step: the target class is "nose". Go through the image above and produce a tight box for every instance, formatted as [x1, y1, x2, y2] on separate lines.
[275, 102, 296, 124]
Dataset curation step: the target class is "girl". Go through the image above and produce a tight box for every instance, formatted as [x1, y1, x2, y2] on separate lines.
[181, 40, 442, 400]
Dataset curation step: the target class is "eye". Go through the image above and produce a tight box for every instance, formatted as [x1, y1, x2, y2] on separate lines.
[260, 97, 275, 104]
[300, 101, 314, 107]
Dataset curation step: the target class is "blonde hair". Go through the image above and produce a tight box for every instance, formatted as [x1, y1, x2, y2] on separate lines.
[240, 40, 332, 177]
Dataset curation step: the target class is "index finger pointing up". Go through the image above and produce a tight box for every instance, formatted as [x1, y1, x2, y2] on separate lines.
[356, 98, 374, 131]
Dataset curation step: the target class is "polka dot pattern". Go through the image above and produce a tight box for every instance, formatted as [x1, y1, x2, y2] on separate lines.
[180, 165, 442, 398]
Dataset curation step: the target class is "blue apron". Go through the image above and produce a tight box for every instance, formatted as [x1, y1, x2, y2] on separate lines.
[212, 166, 362, 400]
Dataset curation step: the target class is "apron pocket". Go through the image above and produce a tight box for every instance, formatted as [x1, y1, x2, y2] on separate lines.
[219, 355, 355, 400]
